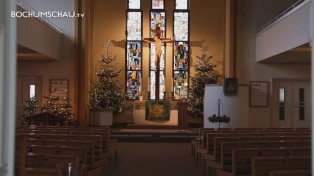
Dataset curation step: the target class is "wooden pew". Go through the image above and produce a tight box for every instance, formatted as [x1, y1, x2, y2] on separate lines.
[45, 139, 109, 173]
[25, 167, 62, 176]
[269, 169, 311, 176]
[251, 156, 311, 176]
[211, 141, 310, 176]
[290, 147, 311, 157]
[25, 154, 81, 176]
[67, 130, 117, 168]
[228, 148, 289, 176]
[191, 128, 209, 158]
[28, 145, 102, 176]
[43, 136, 109, 175]
[18, 133, 111, 175]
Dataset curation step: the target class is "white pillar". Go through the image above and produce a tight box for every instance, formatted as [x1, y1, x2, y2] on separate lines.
[0, 0, 17, 175]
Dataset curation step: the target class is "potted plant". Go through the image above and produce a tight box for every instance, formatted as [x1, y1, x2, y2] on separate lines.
[88, 39, 125, 126]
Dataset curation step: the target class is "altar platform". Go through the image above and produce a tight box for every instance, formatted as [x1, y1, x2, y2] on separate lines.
[110, 128, 198, 142]
[132, 100, 178, 126]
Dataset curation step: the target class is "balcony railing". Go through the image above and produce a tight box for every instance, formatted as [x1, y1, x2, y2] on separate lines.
[256, 0, 309, 34]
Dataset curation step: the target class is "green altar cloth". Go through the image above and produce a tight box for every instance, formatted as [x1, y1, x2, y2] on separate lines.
[145, 100, 170, 121]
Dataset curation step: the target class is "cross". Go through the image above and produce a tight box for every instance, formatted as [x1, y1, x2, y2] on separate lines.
[142, 27, 173, 100]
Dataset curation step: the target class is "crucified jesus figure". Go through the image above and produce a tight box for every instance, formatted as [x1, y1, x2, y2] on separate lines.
[142, 27, 173, 71]
[142, 26, 173, 99]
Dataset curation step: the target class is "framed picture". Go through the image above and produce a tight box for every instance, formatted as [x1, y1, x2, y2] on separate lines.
[250, 81, 269, 107]
[50, 79, 69, 99]
[223, 78, 238, 95]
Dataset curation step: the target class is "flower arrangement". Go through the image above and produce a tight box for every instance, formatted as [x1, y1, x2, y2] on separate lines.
[208, 114, 230, 123]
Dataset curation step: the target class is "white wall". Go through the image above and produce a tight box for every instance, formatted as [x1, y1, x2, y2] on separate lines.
[203, 85, 249, 128]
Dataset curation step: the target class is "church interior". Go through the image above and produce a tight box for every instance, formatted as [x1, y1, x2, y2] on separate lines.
[0, 0, 313, 175]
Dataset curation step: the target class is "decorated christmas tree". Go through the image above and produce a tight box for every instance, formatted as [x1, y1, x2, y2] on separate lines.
[186, 41, 221, 118]
[41, 92, 61, 116]
[23, 97, 40, 117]
[40, 90, 75, 126]
[88, 39, 125, 112]
[59, 95, 75, 124]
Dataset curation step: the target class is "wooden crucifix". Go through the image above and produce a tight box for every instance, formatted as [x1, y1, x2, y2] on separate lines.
[142, 27, 173, 100]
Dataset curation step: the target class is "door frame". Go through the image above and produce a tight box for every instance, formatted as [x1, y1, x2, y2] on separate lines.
[271, 78, 311, 128]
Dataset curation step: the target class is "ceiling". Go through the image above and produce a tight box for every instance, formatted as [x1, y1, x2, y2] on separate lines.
[17, 44, 55, 61]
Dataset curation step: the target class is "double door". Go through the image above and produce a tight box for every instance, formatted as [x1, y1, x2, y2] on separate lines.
[271, 79, 311, 128]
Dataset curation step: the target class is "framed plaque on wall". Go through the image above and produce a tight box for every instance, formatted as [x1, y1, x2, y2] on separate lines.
[50, 79, 69, 98]
[249, 81, 269, 107]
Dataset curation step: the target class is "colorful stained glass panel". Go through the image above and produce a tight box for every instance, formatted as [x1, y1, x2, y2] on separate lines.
[152, 0, 164, 9]
[173, 71, 188, 100]
[127, 71, 142, 99]
[127, 42, 142, 70]
[174, 12, 189, 41]
[150, 12, 166, 38]
[150, 71, 165, 100]
[129, 0, 141, 9]
[174, 42, 188, 70]
[127, 12, 142, 40]
[175, 0, 188, 10]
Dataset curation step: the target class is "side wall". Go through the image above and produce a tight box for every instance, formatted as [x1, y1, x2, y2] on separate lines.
[236, 0, 311, 127]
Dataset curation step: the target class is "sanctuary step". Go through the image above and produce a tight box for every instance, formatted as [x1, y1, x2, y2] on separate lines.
[111, 129, 198, 142]
[123, 124, 179, 129]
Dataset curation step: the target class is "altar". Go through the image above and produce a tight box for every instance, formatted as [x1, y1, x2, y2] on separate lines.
[133, 100, 178, 126]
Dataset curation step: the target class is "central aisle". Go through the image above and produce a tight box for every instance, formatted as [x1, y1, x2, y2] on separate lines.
[111, 142, 200, 176]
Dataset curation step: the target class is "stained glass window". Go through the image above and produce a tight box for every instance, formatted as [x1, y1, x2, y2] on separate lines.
[174, 12, 189, 41]
[126, 0, 142, 100]
[149, 71, 165, 100]
[129, 0, 141, 9]
[173, 0, 189, 100]
[149, 10, 166, 100]
[173, 71, 188, 99]
[175, 0, 188, 10]
[126, 71, 142, 99]
[150, 12, 166, 38]
[174, 42, 188, 70]
[152, 0, 164, 9]
[127, 41, 142, 70]
[127, 12, 142, 40]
